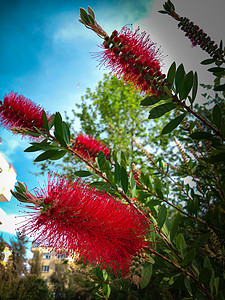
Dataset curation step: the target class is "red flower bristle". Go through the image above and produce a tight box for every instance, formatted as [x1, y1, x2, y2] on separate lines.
[0, 91, 48, 131]
[98, 27, 166, 96]
[20, 176, 152, 275]
[73, 133, 110, 163]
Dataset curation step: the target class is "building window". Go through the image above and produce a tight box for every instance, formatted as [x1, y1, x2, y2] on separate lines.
[43, 253, 51, 259]
[56, 254, 66, 260]
[42, 266, 49, 272]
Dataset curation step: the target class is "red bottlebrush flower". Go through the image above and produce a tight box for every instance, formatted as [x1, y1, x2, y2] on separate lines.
[73, 133, 110, 162]
[97, 27, 166, 96]
[0, 91, 48, 132]
[21, 176, 151, 274]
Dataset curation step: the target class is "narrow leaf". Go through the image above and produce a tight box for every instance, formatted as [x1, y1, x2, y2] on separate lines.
[201, 59, 215, 65]
[179, 71, 194, 100]
[191, 72, 198, 103]
[158, 205, 167, 228]
[74, 170, 92, 177]
[54, 112, 63, 137]
[62, 121, 71, 145]
[167, 61, 176, 85]
[121, 166, 128, 193]
[148, 102, 176, 119]
[114, 162, 121, 184]
[213, 104, 222, 129]
[87, 6, 95, 19]
[42, 110, 49, 133]
[175, 64, 185, 93]
[170, 213, 180, 242]
[208, 67, 225, 73]
[181, 248, 196, 268]
[141, 96, 160, 106]
[184, 277, 193, 296]
[140, 263, 152, 289]
[190, 132, 215, 140]
[191, 232, 212, 250]
[161, 113, 186, 134]
[34, 150, 67, 162]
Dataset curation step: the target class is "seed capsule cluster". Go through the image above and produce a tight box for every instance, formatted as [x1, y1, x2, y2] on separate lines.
[178, 17, 220, 58]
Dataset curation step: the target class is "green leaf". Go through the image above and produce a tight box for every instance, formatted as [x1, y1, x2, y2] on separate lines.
[140, 263, 152, 289]
[214, 83, 225, 91]
[114, 162, 121, 184]
[199, 267, 212, 285]
[130, 172, 136, 198]
[34, 150, 67, 162]
[120, 166, 128, 193]
[11, 191, 29, 203]
[191, 72, 198, 103]
[42, 110, 49, 133]
[148, 102, 176, 119]
[54, 112, 63, 137]
[208, 152, 225, 163]
[176, 233, 188, 258]
[201, 58, 215, 65]
[170, 213, 180, 242]
[54, 132, 67, 148]
[190, 132, 215, 140]
[48, 114, 55, 130]
[184, 277, 192, 296]
[179, 71, 194, 100]
[140, 96, 160, 106]
[161, 113, 186, 134]
[87, 6, 95, 19]
[158, 10, 169, 14]
[80, 8, 90, 24]
[181, 248, 196, 268]
[163, 85, 172, 97]
[213, 104, 222, 129]
[74, 170, 92, 177]
[191, 232, 212, 250]
[158, 205, 167, 228]
[24, 145, 41, 152]
[167, 61, 176, 85]
[208, 67, 225, 73]
[62, 122, 71, 145]
[97, 151, 106, 171]
[175, 64, 185, 92]
[16, 182, 27, 193]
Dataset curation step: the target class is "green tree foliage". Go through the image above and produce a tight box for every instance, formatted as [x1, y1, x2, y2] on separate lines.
[7, 231, 28, 277]
[38, 74, 179, 178]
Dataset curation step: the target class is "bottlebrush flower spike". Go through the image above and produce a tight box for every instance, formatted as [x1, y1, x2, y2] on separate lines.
[99, 27, 166, 96]
[19, 176, 151, 275]
[72, 133, 110, 162]
[0, 91, 48, 135]
[79, 7, 166, 96]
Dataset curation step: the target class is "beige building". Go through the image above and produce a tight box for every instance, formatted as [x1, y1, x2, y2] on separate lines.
[29, 242, 76, 287]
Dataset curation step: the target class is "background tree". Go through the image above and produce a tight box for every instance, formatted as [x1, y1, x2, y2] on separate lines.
[7, 231, 28, 277]
[37, 74, 180, 179]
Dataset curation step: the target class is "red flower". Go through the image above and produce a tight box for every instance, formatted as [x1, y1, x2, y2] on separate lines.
[0, 91, 48, 131]
[73, 133, 110, 162]
[99, 27, 166, 96]
[21, 176, 151, 274]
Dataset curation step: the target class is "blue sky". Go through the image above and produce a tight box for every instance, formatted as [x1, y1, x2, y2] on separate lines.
[0, 0, 154, 247]
[0, 0, 225, 249]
